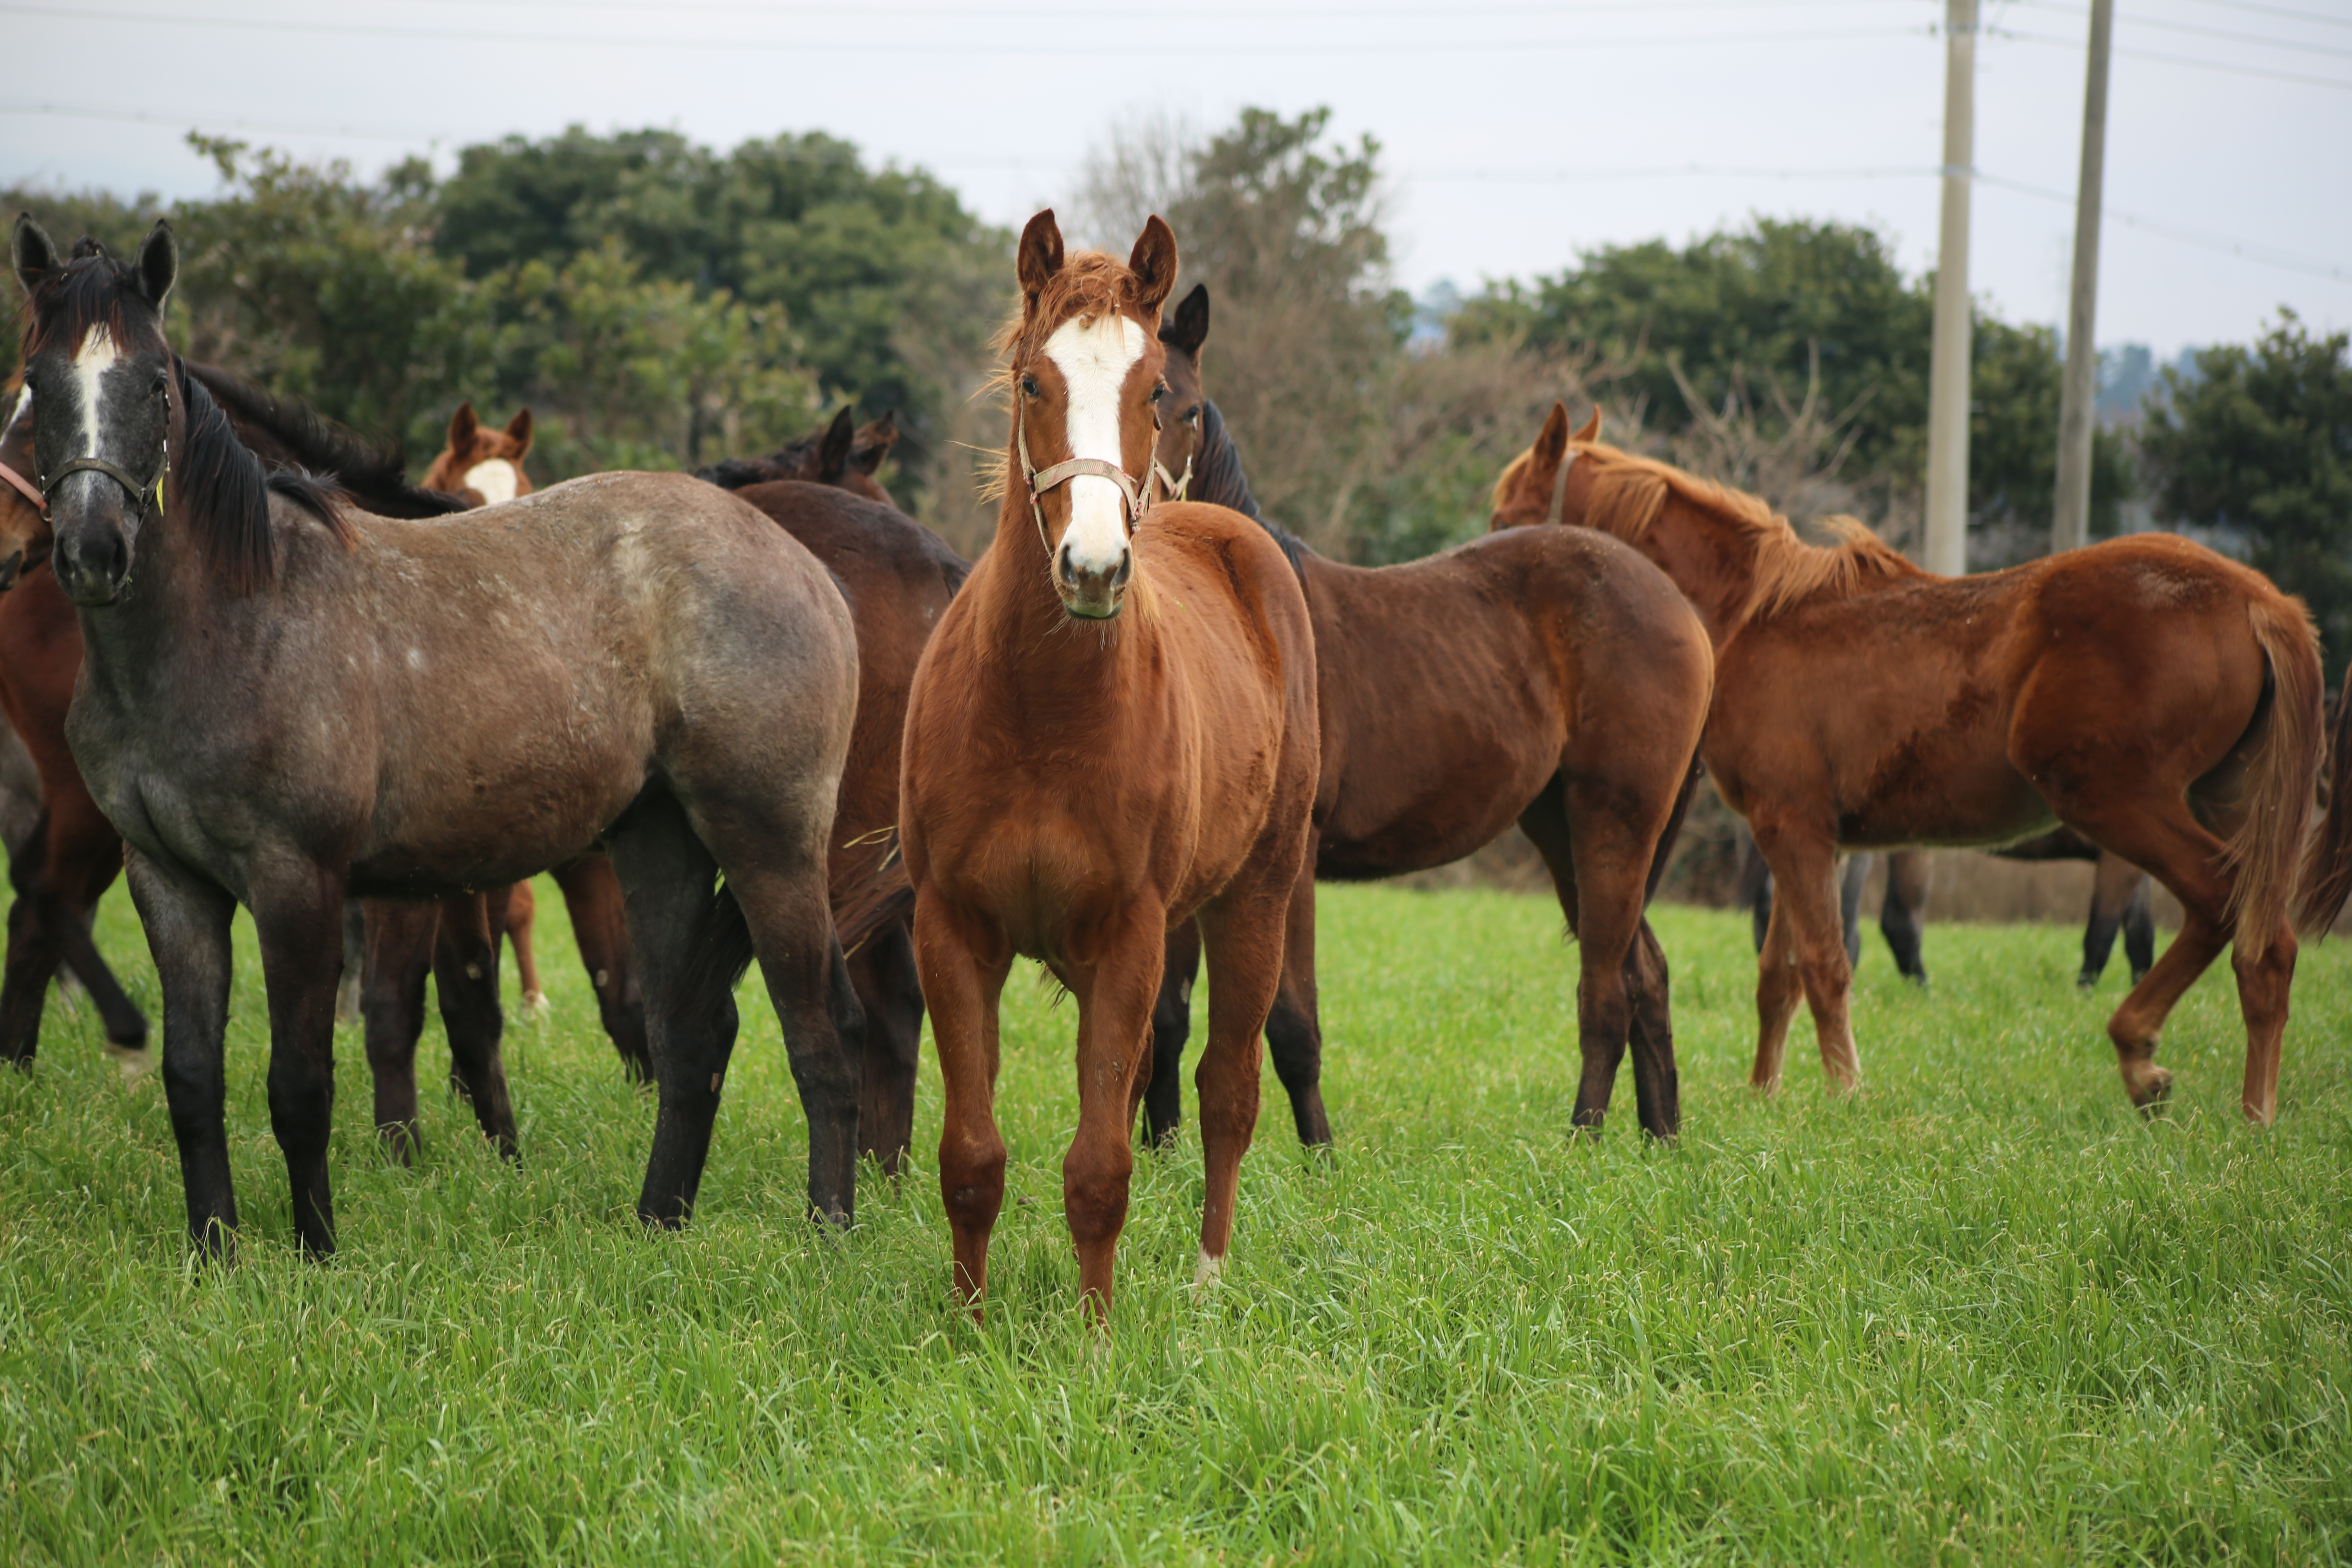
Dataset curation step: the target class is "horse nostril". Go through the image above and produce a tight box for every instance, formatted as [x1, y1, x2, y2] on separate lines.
[1113, 552, 1132, 588]
[1058, 542, 1075, 581]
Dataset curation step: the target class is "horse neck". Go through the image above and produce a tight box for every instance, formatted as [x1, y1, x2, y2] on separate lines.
[1617, 486, 1766, 648]
[1193, 402, 1263, 521]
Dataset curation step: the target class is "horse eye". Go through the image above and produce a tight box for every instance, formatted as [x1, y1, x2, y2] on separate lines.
[151, 373, 168, 396]
[1149, 383, 1165, 404]
[1020, 374, 1040, 398]
[1184, 406, 1200, 426]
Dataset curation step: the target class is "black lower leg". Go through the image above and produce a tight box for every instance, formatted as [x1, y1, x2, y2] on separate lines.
[1265, 984, 1332, 1147]
[432, 896, 518, 1158]
[1143, 925, 1200, 1146]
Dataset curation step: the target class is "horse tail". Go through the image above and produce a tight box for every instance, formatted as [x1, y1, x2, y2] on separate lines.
[833, 832, 915, 959]
[2228, 592, 2325, 954]
[2293, 677, 2352, 936]
[677, 845, 912, 1019]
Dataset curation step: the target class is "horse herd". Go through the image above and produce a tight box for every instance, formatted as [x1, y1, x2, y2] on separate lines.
[5, 209, 2348, 1321]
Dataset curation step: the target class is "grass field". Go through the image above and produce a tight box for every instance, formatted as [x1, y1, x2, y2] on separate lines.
[1, 882, 2348, 1565]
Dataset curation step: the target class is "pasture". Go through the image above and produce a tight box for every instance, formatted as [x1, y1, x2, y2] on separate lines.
[2, 881, 2349, 1564]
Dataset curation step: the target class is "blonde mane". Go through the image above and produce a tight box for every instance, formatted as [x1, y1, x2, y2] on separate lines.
[1499, 438, 1920, 626]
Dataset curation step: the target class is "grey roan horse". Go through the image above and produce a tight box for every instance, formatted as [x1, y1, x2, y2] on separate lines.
[12, 216, 864, 1256]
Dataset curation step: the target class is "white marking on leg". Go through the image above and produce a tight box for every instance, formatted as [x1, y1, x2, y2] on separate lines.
[462, 458, 519, 504]
[1194, 1247, 1223, 1289]
[1042, 313, 1146, 575]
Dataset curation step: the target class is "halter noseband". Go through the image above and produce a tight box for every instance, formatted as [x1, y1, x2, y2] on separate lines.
[42, 454, 167, 522]
[1014, 398, 1167, 556]
[1546, 445, 1578, 527]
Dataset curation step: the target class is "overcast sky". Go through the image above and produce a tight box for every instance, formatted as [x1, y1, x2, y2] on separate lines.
[5, 0, 2347, 358]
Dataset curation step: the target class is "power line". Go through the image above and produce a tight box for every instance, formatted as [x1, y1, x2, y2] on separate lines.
[2009, 0, 2352, 60]
[1973, 171, 2348, 281]
[2178, 0, 2352, 32]
[0, 5, 1928, 51]
[1982, 24, 2352, 89]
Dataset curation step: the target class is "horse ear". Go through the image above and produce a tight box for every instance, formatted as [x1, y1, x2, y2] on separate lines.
[11, 214, 58, 298]
[1017, 210, 1064, 311]
[448, 401, 479, 452]
[134, 219, 177, 315]
[1534, 402, 1571, 474]
[1572, 406, 1601, 444]
[1127, 215, 1179, 315]
[1161, 283, 1209, 356]
[504, 407, 533, 456]
[851, 410, 898, 474]
[817, 405, 855, 481]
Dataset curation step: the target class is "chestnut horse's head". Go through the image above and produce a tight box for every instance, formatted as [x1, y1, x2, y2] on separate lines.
[10, 216, 178, 607]
[1152, 283, 1210, 504]
[1005, 209, 1178, 620]
[1489, 401, 1603, 533]
[0, 377, 49, 589]
[423, 401, 534, 506]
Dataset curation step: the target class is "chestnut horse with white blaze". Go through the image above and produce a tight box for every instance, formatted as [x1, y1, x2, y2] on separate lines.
[1494, 404, 2343, 1124]
[900, 213, 1318, 1318]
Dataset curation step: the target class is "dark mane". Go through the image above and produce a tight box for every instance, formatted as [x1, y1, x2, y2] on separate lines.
[19, 246, 150, 360]
[185, 363, 468, 520]
[174, 361, 356, 594]
[1195, 400, 1307, 583]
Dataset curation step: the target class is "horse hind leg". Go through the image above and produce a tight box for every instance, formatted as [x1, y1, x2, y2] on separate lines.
[1880, 849, 1931, 985]
[1140, 918, 1202, 1148]
[1263, 861, 1332, 1149]
[851, 919, 923, 1178]
[252, 866, 353, 1257]
[1754, 823, 1861, 1092]
[431, 891, 519, 1159]
[554, 855, 651, 1082]
[2122, 874, 2156, 984]
[360, 899, 439, 1166]
[1838, 853, 1872, 969]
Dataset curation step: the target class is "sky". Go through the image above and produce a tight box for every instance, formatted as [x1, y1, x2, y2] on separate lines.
[4, 0, 2347, 360]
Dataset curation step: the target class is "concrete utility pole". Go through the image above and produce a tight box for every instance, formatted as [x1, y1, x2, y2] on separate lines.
[1923, 0, 1978, 577]
[2051, 0, 2115, 554]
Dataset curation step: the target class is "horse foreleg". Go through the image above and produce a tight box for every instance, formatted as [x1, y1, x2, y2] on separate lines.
[553, 855, 650, 1082]
[124, 850, 238, 1258]
[0, 890, 63, 1066]
[360, 899, 438, 1167]
[432, 892, 518, 1159]
[2122, 874, 2156, 984]
[1838, 853, 1872, 968]
[1750, 890, 1803, 1095]
[1880, 849, 1931, 985]
[1063, 912, 1167, 1320]
[1140, 919, 1202, 1147]
[1757, 826, 1860, 1092]
[1624, 918, 1681, 1140]
[2080, 851, 2145, 988]
[1194, 883, 1292, 1298]
[499, 880, 544, 1011]
[851, 919, 924, 1177]
[252, 867, 352, 1257]
[913, 890, 1011, 1315]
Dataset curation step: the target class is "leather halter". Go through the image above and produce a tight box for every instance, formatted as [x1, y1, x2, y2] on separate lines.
[1546, 445, 1579, 527]
[43, 454, 166, 522]
[1154, 452, 1192, 505]
[0, 459, 41, 512]
[1014, 398, 1161, 556]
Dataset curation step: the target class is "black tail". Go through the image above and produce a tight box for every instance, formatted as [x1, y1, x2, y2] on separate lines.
[1643, 757, 1707, 906]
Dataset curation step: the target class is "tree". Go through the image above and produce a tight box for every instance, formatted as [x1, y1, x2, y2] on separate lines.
[2140, 312, 2352, 680]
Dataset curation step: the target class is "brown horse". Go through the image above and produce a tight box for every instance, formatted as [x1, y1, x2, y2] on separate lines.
[15, 217, 866, 1254]
[420, 400, 533, 506]
[1142, 284, 1714, 1145]
[1493, 404, 2343, 1123]
[699, 405, 899, 505]
[900, 214, 1319, 1318]
[722, 475, 965, 1174]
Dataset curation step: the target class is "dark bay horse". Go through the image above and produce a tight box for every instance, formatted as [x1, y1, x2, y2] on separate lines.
[900, 214, 1319, 1318]
[14, 216, 865, 1254]
[1494, 404, 2343, 1123]
[699, 405, 899, 504]
[0, 354, 471, 1070]
[1142, 284, 1715, 1144]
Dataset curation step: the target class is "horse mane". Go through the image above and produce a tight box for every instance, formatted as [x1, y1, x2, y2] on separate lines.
[185, 363, 468, 521]
[17, 245, 140, 361]
[1194, 400, 1309, 584]
[174, 361, 356, 594]
[1499, 438, 1919, 626]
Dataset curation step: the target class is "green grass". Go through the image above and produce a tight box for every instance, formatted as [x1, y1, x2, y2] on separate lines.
[1, 882, 2348, 1565]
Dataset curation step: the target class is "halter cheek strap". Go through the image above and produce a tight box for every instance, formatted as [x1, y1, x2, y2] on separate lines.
[1154, 452, 1192, 505]
[1546, 445, 1579, 527]
[0, 459, 41, 512]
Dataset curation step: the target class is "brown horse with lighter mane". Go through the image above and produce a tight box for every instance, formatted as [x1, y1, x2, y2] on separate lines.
[900, 213, 1318, 1319]
[1140, 283, 1714, 1145]
[1494, 404, 2344, 1123]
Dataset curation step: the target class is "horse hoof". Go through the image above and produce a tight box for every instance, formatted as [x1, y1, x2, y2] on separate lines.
[105, 1042, 156, 1080]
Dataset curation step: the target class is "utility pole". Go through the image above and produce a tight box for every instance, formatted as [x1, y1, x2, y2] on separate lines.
[1924, 0, 1978, 577]
[2051, 0, 2115, 554]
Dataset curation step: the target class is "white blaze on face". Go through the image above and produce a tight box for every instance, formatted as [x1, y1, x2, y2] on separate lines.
[1042, 312, 1146, 577]
[463, 457, 519, 505]
[71, 327, 121, 461]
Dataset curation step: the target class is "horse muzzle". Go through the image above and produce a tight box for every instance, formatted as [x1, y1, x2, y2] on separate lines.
[53, 519, 129, 606]
[1054, 539, 1132, 620]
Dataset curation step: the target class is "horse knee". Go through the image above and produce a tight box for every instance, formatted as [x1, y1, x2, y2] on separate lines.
[1061, 1138, 1133, 1248]
[941, 1133, 1006, 1231]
